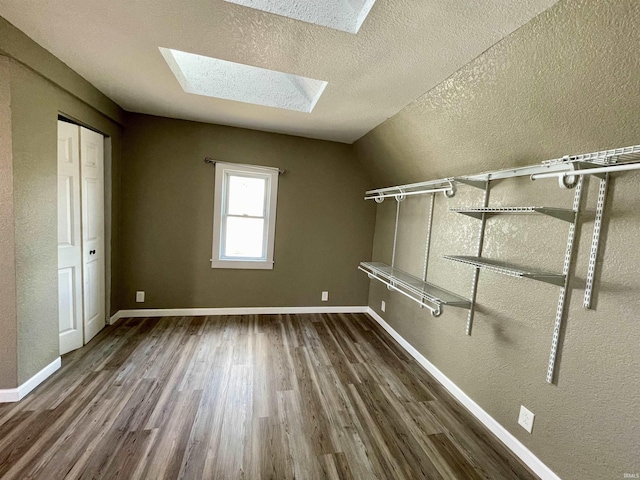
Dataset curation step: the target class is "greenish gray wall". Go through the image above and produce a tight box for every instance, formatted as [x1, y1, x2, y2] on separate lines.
[1, 16, 125, 386]
[0, 17, 123, 125]
[120, 113, 375, 309]
[354, 1, 640, 479]
[0, 56, 18, 389]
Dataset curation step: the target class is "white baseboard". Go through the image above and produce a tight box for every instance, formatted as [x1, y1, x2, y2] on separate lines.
[365, 307, 560, 480]
[109, 306, 369, 325]
[0, 357, 61, 403]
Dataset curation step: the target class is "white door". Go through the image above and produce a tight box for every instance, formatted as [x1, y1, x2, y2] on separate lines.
[80, 126, 106, 344]
[57, 121, 84, 355]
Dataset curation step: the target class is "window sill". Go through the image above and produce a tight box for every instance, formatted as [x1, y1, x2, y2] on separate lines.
[211, 259, 274, 270]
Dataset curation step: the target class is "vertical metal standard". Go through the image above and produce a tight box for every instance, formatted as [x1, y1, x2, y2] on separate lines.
[422, 193, 435, 281]
[419, 194, 436, 309]
[584, 173, 609, 309]
[546, 176, 584, 384]
[391, 195, 403, 268]
[466, 179, 490, 335]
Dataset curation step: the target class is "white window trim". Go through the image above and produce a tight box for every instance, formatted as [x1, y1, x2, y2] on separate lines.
[211, 162, 279, 269]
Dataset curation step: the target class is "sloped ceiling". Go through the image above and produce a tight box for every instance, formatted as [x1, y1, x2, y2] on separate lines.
[0, 0, 557, 143]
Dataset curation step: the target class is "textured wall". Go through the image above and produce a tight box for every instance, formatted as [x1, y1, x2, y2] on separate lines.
[0, 16, 124, 125]
[9, 63, 59, 385]
[355, 1, 640, 479]
[120, 113, 375, 309]
[356, 0, 640, 187]
[7, 60, 125, 384]
[1, 15, 125, 385]
[0, 57, 18, 389]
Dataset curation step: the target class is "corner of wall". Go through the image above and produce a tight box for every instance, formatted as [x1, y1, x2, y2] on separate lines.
[0, 54, 19, 389]
[0, 16, 125, 126]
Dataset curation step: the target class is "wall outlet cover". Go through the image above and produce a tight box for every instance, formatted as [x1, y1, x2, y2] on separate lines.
[321, 291, 329, 302]
[136, 291, 145, 303]
[518, 405, 535, 433]
[381, 300, 386, 312]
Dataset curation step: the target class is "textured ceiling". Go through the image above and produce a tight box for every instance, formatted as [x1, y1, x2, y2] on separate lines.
[0, 0, 558, 143]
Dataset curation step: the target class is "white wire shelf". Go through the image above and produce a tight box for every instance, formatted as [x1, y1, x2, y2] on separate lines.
[531, 161, 640, 182]
[365, 178, 456, 201]
[449, 206, 575, 223]
[442, 256, 566, 286]
[542, 144, 640, 166]
[359, 262, 471, 315]
[365, 144, 640, 202]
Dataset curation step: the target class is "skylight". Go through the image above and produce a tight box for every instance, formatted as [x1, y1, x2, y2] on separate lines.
[159, 48, 327, 113]
[223, 0, 377, 34]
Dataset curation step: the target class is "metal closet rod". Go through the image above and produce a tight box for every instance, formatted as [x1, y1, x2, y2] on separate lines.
[531, 161, 640, 180]
[357, 266, 442, 316]
[364, 187, 452, 200]
[365, 179, 456, 199]
[365, 178, 455, 195]
[364, 143, 640, 200]
[364, 165, 568, 200]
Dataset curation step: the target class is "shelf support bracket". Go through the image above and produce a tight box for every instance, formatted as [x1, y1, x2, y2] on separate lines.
[536, 208, 576, 223]
[466, 179, 490, 335]
[456, 178, 487, 190]
[547, 176, 584, 384]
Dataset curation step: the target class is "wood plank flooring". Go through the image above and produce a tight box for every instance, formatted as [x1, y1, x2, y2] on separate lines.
[0, 313, 537, 479]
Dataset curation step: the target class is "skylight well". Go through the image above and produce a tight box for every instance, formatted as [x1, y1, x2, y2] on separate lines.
[160, 48, 327, 113]
[223, 0, 377, 34]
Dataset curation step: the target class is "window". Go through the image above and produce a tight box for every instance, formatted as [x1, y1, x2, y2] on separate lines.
[159, 47, 327, 113]
[222, 0, 378, 34]
[211, 162, 279, 269]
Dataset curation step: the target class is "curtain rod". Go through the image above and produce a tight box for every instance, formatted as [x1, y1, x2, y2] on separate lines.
[204, 157, 286, 175]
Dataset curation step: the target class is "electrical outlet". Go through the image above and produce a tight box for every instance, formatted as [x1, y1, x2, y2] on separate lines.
[381, 300, 386, 312]
[321, 291, 329, 302]
[136, 291, 145, 303]
[518, 405, 535, 433]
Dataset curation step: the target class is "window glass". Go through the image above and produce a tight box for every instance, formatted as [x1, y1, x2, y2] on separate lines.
[227, 175, 265, 217]
[224, 217, 265, 258]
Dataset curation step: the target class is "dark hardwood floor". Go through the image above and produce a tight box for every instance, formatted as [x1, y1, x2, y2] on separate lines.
[0, 313, 537, 479]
